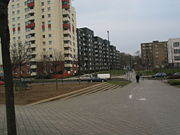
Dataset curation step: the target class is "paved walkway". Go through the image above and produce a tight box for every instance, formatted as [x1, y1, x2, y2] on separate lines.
[1, 80, 180, 135]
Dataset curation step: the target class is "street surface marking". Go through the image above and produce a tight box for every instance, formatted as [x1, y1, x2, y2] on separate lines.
[129, 94, 133, 99]
[138, 98, 146, 101]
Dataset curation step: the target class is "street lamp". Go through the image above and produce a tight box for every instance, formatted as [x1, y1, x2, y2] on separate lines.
[107, 31, 111, 79]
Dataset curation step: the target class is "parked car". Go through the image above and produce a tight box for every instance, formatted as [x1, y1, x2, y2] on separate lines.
[0, 81, 5, 85]
[152, 72, 167, 78]
[77, 74, 93, 81]
[87, 77, 107, 82]
[167, 72, 180, 79]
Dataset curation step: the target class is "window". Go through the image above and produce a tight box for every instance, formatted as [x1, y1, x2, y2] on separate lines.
[174, 49, 180, 54]
[42, 35, 45, 38]
[49, 41, 52, 45]
[41, 2, 44, 6]
[41, 8, 45, 12]
[174, 56, 180, 61]
[47, 7, 51, 11]
[48, 20, 51, 24]
[17, 3, 20, 8]
[47, 0, 51, 4]
[173, 42, 180, 47]
[48, 34, 52, 37]
[12, 18, 15, 21]
[48, 14, 51, 18]
[17, 10, 20, 14]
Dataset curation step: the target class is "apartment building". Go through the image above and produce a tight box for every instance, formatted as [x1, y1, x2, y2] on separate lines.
[141, 41, 168, 69]
[8, 0, 77, 76]
[109, 45, 116, 70]
[77, 27, 121, 73]
[167, 38, 180, 67]
[77, 28, 95, 73]
[94, 36, 104, 71]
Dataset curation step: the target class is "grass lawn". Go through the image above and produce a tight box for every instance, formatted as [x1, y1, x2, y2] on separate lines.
[108, 80, 131, 87]
[0, 82, 98, 105]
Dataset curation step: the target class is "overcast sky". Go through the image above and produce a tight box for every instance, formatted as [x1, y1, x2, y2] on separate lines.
[73, 0, 180, 54]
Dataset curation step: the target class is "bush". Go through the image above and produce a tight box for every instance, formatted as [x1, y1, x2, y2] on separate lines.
[167, 80, 180, 86]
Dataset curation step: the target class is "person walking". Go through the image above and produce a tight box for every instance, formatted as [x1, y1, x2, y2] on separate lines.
[136, 74, 140, 83]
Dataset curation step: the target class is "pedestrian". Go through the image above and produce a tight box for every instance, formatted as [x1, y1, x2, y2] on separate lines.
[136, 74, 140, 83]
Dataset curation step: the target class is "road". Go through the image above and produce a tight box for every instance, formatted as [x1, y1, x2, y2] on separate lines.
[0, 80, 180, 135]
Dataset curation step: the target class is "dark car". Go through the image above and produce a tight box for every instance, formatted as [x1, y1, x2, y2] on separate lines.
[167, 72, 180, 79]
[152, 72, 167, 78]
[87, 77, 107, 82]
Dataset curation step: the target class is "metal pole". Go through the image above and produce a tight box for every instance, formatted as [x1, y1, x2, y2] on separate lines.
[107, 31, 111, 79]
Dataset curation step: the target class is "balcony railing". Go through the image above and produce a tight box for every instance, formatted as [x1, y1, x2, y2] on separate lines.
[26, 23, 35, 28]
[27, 2, 34, 8]
[62, 0, 70, 2]
[62, 4, 70, 9]
[63, 23, 70, 29]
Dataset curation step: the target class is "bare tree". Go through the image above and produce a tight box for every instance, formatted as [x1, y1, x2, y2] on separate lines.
[50, 50, 64, 90]
[10, 41, 32, 80]
[38, 52, 51, 76]
[0, 1, 17, 135]
[50, 50, 64, 74]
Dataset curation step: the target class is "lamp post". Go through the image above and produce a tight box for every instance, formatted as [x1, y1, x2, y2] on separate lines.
[107, 31, 111, 79]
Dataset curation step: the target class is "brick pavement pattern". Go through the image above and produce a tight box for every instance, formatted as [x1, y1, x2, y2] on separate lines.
[1, 80, 180, 135]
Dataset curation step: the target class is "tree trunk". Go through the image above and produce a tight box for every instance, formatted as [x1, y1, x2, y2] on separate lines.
[0, 1, 17, 135]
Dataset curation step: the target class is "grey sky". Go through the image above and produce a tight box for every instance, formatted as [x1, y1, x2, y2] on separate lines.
[73, 0, 180, 54]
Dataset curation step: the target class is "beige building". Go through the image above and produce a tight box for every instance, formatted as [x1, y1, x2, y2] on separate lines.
[167, 38, 180, 67]
[141, 41, 168, 69]
[8, 0, 77, 76]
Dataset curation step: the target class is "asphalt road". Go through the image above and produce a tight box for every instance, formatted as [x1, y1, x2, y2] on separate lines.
[0, 80, 180, 135]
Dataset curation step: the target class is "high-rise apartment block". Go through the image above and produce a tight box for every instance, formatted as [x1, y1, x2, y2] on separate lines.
[141, 41, 168, 69]
[8, 0, 77, 76]
[167, 38, 180, 67]
[77, 27, 121, 73]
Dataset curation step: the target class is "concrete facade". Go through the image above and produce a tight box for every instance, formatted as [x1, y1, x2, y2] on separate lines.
[141, 41, 168, 69]
[8, 0, 77, 76]
[77, 27, 121, 73]
[167, 38, 180, 67]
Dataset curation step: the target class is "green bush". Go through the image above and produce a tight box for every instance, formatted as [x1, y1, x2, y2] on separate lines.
[167, 80, 180, 86]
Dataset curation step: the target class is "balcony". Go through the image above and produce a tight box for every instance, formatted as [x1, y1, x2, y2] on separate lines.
[63, 29, 71, 34]
[31, 72, 37, 76]
[64, 57, 73, 61]
[63, 23, 70, 29]
[62, 4, 70, 9]
[27, 2, 34, 8]
[62, 0, 70, 2]
[63, 16, 70, 22]
[26, 23, 35, 29]
[30, 65, 37, 69]
[64, 63, 73, 68]
[64, 36, 71, 41]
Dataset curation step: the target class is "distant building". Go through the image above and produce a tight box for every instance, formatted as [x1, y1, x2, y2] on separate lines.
[141, 41, 168, 69]
[167, 38, 180, 67]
